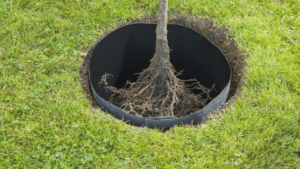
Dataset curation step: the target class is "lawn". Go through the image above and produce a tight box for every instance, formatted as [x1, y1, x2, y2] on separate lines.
[0, 0, 299, 168]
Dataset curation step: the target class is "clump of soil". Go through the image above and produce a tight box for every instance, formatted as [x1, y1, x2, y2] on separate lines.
[79, 11, 246, 119]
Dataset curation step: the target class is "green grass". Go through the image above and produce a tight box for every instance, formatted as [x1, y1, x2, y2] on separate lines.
[0, 0, 299, 168]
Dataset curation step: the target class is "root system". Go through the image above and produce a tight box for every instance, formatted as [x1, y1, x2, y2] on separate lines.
[99, 55, 214, 117]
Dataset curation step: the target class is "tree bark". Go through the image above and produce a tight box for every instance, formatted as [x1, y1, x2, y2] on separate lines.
[149, 0, 170, 77]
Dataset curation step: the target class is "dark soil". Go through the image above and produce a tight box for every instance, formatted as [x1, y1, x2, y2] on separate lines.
[79, 11, 246, 119]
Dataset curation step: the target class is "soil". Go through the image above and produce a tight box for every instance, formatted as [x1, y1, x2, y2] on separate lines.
[79, 11, 246, 120]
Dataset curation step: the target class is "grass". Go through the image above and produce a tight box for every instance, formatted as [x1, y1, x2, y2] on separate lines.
[0, 0, 299, 168]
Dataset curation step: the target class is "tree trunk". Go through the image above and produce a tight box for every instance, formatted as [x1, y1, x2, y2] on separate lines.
[150, 0, 170, 77]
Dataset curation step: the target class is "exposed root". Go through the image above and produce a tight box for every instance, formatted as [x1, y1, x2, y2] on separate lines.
[99, 59, 215, 118]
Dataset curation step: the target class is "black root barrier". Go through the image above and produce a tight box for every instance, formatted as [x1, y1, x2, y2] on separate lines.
[89, 23, 231, 131]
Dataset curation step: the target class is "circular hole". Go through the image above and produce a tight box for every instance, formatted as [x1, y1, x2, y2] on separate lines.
[80, 12, 246, 124]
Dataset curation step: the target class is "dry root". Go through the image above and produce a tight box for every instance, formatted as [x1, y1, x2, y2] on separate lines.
[99, 61, 215, 117]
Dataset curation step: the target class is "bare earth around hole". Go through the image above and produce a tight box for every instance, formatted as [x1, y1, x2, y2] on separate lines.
[80, 12, 246, 119]
[99, 0, 214, 118]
